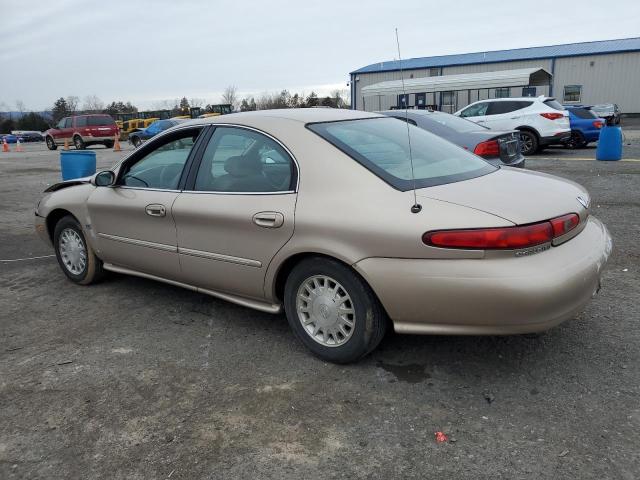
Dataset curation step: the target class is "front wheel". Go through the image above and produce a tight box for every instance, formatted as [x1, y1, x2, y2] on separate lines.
[284, 257, 387, 363]
[518, 131, 538, 156]
[53, 215, 104, 285]
[131, 136, 142, 148]
[46, 136, 57, 150]
[104, 140, 114, 148]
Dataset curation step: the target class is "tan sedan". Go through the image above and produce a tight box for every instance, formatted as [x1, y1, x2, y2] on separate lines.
[35, 109, 612, 363]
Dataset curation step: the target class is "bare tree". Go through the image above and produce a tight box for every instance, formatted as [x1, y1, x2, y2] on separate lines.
[65, 96, 80, 113]
[82, 95, 104, 112]
[15, 100, 25, 113]
[189, 98, 205, 108]
[221, 86, 238, 111]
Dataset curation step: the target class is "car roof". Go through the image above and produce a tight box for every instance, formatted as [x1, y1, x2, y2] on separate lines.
[182, 108, 381, 127]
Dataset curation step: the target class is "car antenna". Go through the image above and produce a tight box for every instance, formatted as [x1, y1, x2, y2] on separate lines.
[395, 27, 422, 214]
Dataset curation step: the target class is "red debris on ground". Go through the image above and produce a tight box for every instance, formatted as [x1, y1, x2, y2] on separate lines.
[435, 431, 448, 443]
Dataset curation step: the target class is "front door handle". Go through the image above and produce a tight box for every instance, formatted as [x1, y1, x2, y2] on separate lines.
[145, 204, 166, 217]
[253, 211, 284, 228]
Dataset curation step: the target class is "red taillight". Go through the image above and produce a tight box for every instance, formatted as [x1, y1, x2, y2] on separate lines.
[473, 139, 500, 157]
[593, 120, 603, 129]
[540, 112, 565, 120]
[423, 213, 580, 250]
[549, 213, 579, 237]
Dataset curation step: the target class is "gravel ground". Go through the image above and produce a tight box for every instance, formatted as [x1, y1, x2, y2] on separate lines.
[1, 134, 639, 479]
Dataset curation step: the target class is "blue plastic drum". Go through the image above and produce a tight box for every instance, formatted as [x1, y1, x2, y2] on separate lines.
[60, 150, 97, 180]
[596, 126, 623, 161]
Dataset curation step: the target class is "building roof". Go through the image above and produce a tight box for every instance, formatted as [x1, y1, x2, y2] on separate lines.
[351, 37, 640, 74]
[361, 68, 551, 96]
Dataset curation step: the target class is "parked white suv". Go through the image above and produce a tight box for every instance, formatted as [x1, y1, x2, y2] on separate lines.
[454, 96, 570, 155]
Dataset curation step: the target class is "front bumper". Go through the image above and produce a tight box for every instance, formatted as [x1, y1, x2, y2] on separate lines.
[353, 216, 612, 335]
[35, 212, 51, 247]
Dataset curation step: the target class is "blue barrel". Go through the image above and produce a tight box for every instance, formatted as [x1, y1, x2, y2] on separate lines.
[60, 150, 97, 180]
[596, 126, 623, 161]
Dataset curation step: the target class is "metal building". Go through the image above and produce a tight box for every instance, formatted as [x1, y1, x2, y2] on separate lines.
[350, 37, 640, 114]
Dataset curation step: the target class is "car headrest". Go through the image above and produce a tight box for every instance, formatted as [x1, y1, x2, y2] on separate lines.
[224, 155, 262, 177]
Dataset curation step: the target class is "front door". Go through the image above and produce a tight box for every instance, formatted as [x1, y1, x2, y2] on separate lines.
[87, 126, 205, 279]
[172, 125, 298, 300]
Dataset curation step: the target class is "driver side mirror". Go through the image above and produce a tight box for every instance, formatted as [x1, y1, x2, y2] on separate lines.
[92, 170, 115, 187]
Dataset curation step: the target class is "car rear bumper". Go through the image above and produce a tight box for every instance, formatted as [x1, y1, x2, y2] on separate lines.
[353, 216, 612, 335]
[540, 131, 571, 146]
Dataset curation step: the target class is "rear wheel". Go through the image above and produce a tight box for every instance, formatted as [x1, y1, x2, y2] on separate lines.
[132, 136, 142, 148]
[46, 136, 57, 150]
[518, 130, 538, 156]
[566, 130, 587, 149]
[53, 215, 104, 285]
[73, 135, 85, 150]
[284, 257, 387, 363]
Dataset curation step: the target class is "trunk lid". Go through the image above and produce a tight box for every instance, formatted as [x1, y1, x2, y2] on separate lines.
[416, 168, 589, 225]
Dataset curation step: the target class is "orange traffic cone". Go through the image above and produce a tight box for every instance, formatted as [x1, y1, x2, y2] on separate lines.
[64, 138, 70, 150]
[16, 138, 23, 152]
[113, 134, 121, 152]
[2, 138, 10, 152]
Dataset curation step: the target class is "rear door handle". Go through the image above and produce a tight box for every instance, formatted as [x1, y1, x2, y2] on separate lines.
[145, 204, 166, 217]
[253, 211, 284, 228]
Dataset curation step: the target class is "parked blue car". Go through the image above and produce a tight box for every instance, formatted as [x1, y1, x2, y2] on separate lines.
[1, 134, 20, 144]
[128, 119, 185, 147]
[564, 107, 605, 149]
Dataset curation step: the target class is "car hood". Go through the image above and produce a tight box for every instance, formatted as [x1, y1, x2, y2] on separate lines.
[416, 168, 589, 225]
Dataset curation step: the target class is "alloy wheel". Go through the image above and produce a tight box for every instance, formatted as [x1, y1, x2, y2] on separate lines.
[296, 275, 355, 347]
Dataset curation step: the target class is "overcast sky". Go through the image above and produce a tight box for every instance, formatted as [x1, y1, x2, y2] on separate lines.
[1, 0, 639, 110]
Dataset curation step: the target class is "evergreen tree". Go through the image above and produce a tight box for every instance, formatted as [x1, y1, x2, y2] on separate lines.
[305, 91, 319, 107]
[51, 97, 70, 122]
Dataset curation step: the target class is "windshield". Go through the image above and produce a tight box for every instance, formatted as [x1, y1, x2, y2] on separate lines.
[308, 117, 496, 191]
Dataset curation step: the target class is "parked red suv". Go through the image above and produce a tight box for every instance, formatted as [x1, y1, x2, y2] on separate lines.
[45, 114, 118, 150]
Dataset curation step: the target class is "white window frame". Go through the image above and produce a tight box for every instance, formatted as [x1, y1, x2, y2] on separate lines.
[563, 85, 582, 103]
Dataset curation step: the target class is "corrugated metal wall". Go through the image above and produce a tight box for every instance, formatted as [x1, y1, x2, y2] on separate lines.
[553, 52, 640, 112]
[354, 53, 639, 113]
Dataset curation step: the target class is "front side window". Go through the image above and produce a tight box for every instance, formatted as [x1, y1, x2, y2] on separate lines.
[119, 127, 202, 190]
[308, 117, 495, 191]
[63, 118, 73, 128]
[56, 118, 67, 129]
[459, 102, 488, 118]
[563, 85, 582, 103]
[194, 127, 294, 193]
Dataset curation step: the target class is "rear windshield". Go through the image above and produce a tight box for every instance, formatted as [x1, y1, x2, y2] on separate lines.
[87, 115, 115, 126]
[544, 99, 565, 111]
[308, 117, 496, 191]
[570, 108, 597, 119]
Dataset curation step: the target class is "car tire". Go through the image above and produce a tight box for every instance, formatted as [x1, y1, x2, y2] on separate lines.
[284, 257, 387, 363]
[53, 215, 104, 285]
[104, 140, 114, 148]
[73, 135, 85, 150]
[566, 130, 587, 149]
[518, 130, 538, 156]
[46, 136, 57, 150]
[132, 136, 142, 148]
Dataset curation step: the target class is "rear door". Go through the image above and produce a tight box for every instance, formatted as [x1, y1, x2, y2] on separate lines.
[172, 125, 298, 300]
[483, 101, 524, 130]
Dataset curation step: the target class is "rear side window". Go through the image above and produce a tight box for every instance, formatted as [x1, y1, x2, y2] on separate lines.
[487, 101, 532, 115]
[87, 115, 116, 126]
[544, 99, 565, 111]
[75, 116, 87, 127]
[570, 108, 596, 119]
[308, 117, 495, 191]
